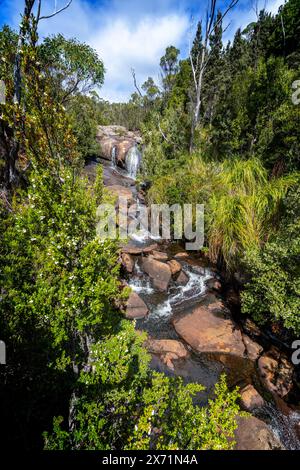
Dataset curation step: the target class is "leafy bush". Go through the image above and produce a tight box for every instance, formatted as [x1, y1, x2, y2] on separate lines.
[242, 185, 300, 333]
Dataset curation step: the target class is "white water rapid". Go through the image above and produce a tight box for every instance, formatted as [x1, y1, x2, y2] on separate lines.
[125, 146, 141, 179]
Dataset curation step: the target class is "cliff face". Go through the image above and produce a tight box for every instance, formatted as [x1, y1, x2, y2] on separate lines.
[96, 125, 142, 166]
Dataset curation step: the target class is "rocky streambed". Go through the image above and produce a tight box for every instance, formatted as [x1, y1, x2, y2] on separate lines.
[84, 137, 300, 450]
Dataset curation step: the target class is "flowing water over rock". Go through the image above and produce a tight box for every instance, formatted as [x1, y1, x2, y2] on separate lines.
[125, 146, 141, 179]
[130, 259, 213, 338]
[84, 154, 300, 450]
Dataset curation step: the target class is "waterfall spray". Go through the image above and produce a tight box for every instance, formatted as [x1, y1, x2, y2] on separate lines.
[111, 146, 117, 168]
[125, 146, 141, 179]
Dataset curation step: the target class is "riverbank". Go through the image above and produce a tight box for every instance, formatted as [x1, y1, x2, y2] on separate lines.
[84, 156, 300, 450]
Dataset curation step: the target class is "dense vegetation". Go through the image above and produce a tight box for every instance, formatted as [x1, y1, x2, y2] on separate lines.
[0, 0, 243, 451]
[130, 0, 300, 335]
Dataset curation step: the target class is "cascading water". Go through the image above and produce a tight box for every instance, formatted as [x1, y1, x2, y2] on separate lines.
[129, 260, 213, 337]
[125, 145, 141, 179]
[111, 146, 117, 168]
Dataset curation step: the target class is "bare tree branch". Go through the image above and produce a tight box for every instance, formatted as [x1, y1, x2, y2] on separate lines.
[189, 0, 240, 152]
[158, 120, 169, 142]
[131, 68, 143, 98]
[39, 0, 72, 21]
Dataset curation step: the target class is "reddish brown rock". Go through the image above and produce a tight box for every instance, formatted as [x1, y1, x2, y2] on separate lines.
[121, 253, 135, 274]
[145, 339, 189, 358]
[175, 270, 189, 286]
[234, 416, 283, 450]
[206, 278, 222, 292]
[106, 185, 135, 205]
[121, 243, 158, 256]
[174, 252, 189, 259]
[239, 384, 265, 411]
[243, 334, 263, 361]
[142, 244, 159, 254]
[125, 292, 148, 319]
[226, 288, 240, 306]
[258, 348, 294, 398]
[141, 257, 171, 291]
[167, 259, 182, 276]
[97, 125, 141, 163]
[172, 297, 245, 358]
[145, 339, 189, 371]
[151, 250, 169, 262]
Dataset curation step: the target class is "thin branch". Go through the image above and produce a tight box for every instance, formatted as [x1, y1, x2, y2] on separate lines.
[280, 13, 286, 52]
[39, 0, 72, 21]
[36, 0, 42, 23]
[158, 121, 169, 142]
[131, 68, 143, 98]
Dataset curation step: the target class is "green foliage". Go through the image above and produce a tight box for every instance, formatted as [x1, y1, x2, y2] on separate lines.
[160, 46, 180, 94]
[147, 155, 296, 270]
[67, 94, 103, 160]
[39, 34, 105, 103]
[44, 369, 241, 450]
[242, 185, 300, 333]
[207, 158, 297, 269]
[0, 165, 121, 370]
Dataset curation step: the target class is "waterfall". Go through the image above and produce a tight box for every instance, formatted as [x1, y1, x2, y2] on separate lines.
[125, 146, 141, 179]
[111, 146, 117, 168]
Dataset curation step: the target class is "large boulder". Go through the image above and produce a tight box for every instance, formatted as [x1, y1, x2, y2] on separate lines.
[234, 416, 283, 450]
[145, 339, 189, 358]
[167, 259, 182, 276]
[242, 334, 263, 361]
[125, 292, 148, 319]
[141, 257, 172, 291]
[121, 253, 135, 274]
[106, 185, 135, 205]
[175, 270, 189, 286]
[239, 384, 265, 411]
[96, 126, 141, 164]
[121, 243, 158, 256]
[172, 296, 245, 358]
[258, 347, 294, 398]
[145, 339, 189, 371]
[151, 251, 169, 262]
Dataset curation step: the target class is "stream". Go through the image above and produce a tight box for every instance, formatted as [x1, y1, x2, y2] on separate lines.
[84, 152, 300, 450]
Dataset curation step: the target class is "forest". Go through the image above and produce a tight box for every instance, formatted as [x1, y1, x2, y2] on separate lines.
[0, 0, 299, 454]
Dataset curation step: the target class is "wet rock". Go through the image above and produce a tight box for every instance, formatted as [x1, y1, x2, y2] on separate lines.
[175, 270, 189, 286]
[106, 185, 135, 205]
[234, 416, 283, 450]
[226, 287, 240, 307]
[121, 253, 135, 274]
[145, 339, 189, 359]
[97, 126, 141, 164]
[206, 278, 222, 292]
[145, 339, 189, 371]
[242, 318, 265, 340]
[121, 243, 158, 256]
[243, 334, 263, 361]
[239, 384, 265, 411]
[167, 259, 182, 276]
[125, 292, 148, 319]
[258, 347, 294, 398]
[127, 203, 138, 217]
[172, 295, 246, 359]
[141, 257, 171, 291]
[174, 251, 189, 260]
[137, 191, 146, 203]
[151, 251, 169, 262]
[142, 244, 159, 254]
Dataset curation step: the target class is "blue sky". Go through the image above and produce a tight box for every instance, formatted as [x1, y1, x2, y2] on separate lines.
[0, 0, 284, 102]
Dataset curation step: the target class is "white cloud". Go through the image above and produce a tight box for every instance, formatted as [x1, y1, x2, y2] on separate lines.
[13, 0, 189, 102]
[5, 0, 285, 102]
[89, 14, 189, 102]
